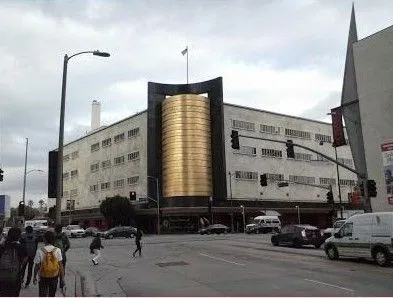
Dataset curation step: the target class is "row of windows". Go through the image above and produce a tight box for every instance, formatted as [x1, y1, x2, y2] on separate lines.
[63, 151, 79, 162]
[89, 176, 140, 192]
[237, 146, 352, 164]
[90, 128, 140, 153]
[233, 171, 355, 187]
[232, 119, 333, 142]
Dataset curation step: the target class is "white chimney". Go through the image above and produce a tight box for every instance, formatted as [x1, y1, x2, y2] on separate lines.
[91, 100, 101, 131]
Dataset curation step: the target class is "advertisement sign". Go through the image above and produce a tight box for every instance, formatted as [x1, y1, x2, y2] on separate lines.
[381, 141, 393, 205]
[0, 195, 11, 218]
[331, 107, 347, 147]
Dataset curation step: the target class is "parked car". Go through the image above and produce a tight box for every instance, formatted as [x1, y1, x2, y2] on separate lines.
[323, 219, 346, 239]
[199, 224, 230, 235]
[100, 226, 136, 239]
[324, 212, 393, 266]
[85, 227, 100, 237]
[271, 224, 325, 248]
[64, 225, 86, 238]
[246, 215, 281, 234]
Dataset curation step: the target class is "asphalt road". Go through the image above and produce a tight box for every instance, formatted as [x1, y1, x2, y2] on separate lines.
[66, 233, 393, 296]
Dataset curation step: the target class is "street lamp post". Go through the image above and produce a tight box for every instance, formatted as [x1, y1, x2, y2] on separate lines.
[147, 176, 160, 235]
[22, 138, 28, 205]
[240, 205, 245, 233]
[55, 50, 110, 225]
[295, 205, 300, 224]
[228, 171, 234, 232]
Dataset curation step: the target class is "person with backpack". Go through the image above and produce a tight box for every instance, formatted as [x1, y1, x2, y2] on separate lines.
[90, 235, 104, 265]
[53, 224, 70, 273]
[32, 230, 64, 297]
[0, 227, 27, 297]
[20, 226, 38, 288]
[132, 227, 143, 257]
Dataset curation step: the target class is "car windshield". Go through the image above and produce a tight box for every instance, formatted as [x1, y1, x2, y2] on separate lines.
[69, 225, 82, 230]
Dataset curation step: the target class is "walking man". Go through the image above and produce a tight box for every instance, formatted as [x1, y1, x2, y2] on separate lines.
[33, 231, 65, 297]
[90, 235, 104, 265]
[0, 227, 27, 297]
[20, 226, 38, 288]
[132, 227, 143, 257]
[53, 225, 70, 273]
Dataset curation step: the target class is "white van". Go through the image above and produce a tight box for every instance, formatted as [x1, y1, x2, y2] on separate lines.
[324, 212, 393, 266]
[246, 215, 281, 234]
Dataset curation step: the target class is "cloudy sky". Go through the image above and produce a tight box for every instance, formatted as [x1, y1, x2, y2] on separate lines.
[0, 0, 392, 208]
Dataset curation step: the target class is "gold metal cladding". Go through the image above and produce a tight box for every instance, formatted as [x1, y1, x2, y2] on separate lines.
[162, 94, 212, 198]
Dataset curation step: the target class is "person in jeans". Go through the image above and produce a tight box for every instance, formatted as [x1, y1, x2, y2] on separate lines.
[0, 227, 27, 297]
[90, 235, 104, 265]
[20, 226, 38, 288]
[33, 231, 64, 297]
[53, 225, 70, 273]
[132, 228, 143, 257]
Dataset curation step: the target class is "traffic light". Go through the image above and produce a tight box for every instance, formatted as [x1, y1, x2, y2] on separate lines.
[359, 182, 365, 197]
[326, 191, 334, 205]
[286, 140, 295, 158]
[18, 201, 25, 216]
[129, 191, 136, 200]
[231, 130, 240, 150]
[260, 174, 267, 187]
[0, 168, 3, 182]
[367, 179, 377, 197]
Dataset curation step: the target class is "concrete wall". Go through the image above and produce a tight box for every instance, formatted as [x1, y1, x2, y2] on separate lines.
[224, 104, 357, 203]
[353, 26, 393, 212]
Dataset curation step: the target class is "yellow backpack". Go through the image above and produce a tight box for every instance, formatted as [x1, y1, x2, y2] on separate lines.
[40, 247, 60, 278]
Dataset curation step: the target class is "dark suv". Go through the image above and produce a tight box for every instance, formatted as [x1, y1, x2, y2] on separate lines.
[271, 224, 324, 248]
[101, 226, 137, 239]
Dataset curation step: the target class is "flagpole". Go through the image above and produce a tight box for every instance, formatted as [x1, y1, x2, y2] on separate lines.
[186, 46, 189, 84]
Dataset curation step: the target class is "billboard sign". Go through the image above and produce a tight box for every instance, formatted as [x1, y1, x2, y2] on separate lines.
[0, 195, 11, 218]
[381, 141, 393, 205]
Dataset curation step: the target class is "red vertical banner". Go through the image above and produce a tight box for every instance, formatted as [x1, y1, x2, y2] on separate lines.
[331, 106, 347, 147]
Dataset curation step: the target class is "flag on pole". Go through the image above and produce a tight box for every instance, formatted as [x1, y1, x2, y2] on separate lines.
[181, 47, 188, 56]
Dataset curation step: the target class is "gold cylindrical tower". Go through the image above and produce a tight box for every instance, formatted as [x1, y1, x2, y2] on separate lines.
[162, 94, 212, 197]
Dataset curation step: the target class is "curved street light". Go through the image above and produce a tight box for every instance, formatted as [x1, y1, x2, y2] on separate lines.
[55, 50, 110, 225]
[23, 169, 45, 206]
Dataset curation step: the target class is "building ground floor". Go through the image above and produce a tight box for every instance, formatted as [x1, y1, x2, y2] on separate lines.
[60, 199, 361, 234]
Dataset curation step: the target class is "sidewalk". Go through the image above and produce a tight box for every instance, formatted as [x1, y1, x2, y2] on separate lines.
[20, 267, 80, 297]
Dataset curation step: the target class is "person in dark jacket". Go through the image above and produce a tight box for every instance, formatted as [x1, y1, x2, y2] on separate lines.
[20, 226, 38, 288]
[54, 225, 70, 272]
[0, 227, 27, 297]
[132, 228, 143, 257]
[90, 235, 103, 265]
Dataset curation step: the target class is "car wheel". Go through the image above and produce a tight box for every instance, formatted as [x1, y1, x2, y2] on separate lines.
[293, 238, 301, 248]
[314, 244, 321, 249]
[271, 238, 279, 246]
[325, 245, 339, 260]
[374, 248, 390, 267]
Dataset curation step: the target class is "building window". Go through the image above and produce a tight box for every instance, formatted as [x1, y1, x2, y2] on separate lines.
[62, 172, 69, 180]
[337, 158, 353, 167]
[114, 156, 125, 165]
[102, 138, 111, 147]
[90, 163, 99, 172]
[232, 119, 255, 131]
[128, 151, 140, 161]
[71, 151, 79, 159]
[101, 182, 110, 190]
[114, 133, 125, 143]
[90, 184, 98, 192]
[70, 170, 78, 178]
[234, 146, 256, 156]
[316, 154, 330, 162]
[127, 176, 139, 185]
[114, 179, 125, 188]
[63, 154, 70, 162]
[128, 128, 140, 138]
[289, 175, 315, 184]
[235, 171, 258, 180]
[70, 189, 78, 197]
[294, 153, 312, 161]
[260, 124, 280, 135]
[266, 173, 284, 181]
[102, 160, 111, 169]
[319, 178, 336, 185]
[339, 179, 356, 187]
[61, 190, 69, 198]
[261, 148, 282, 158]
[91, 143, 99, 152]
[284, 128, 311, 140]
[315, 133, 332, 143]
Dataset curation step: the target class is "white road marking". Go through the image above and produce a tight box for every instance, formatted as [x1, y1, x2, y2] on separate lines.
[304, 278, 354, 292]
[199, 253, 245, 266]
